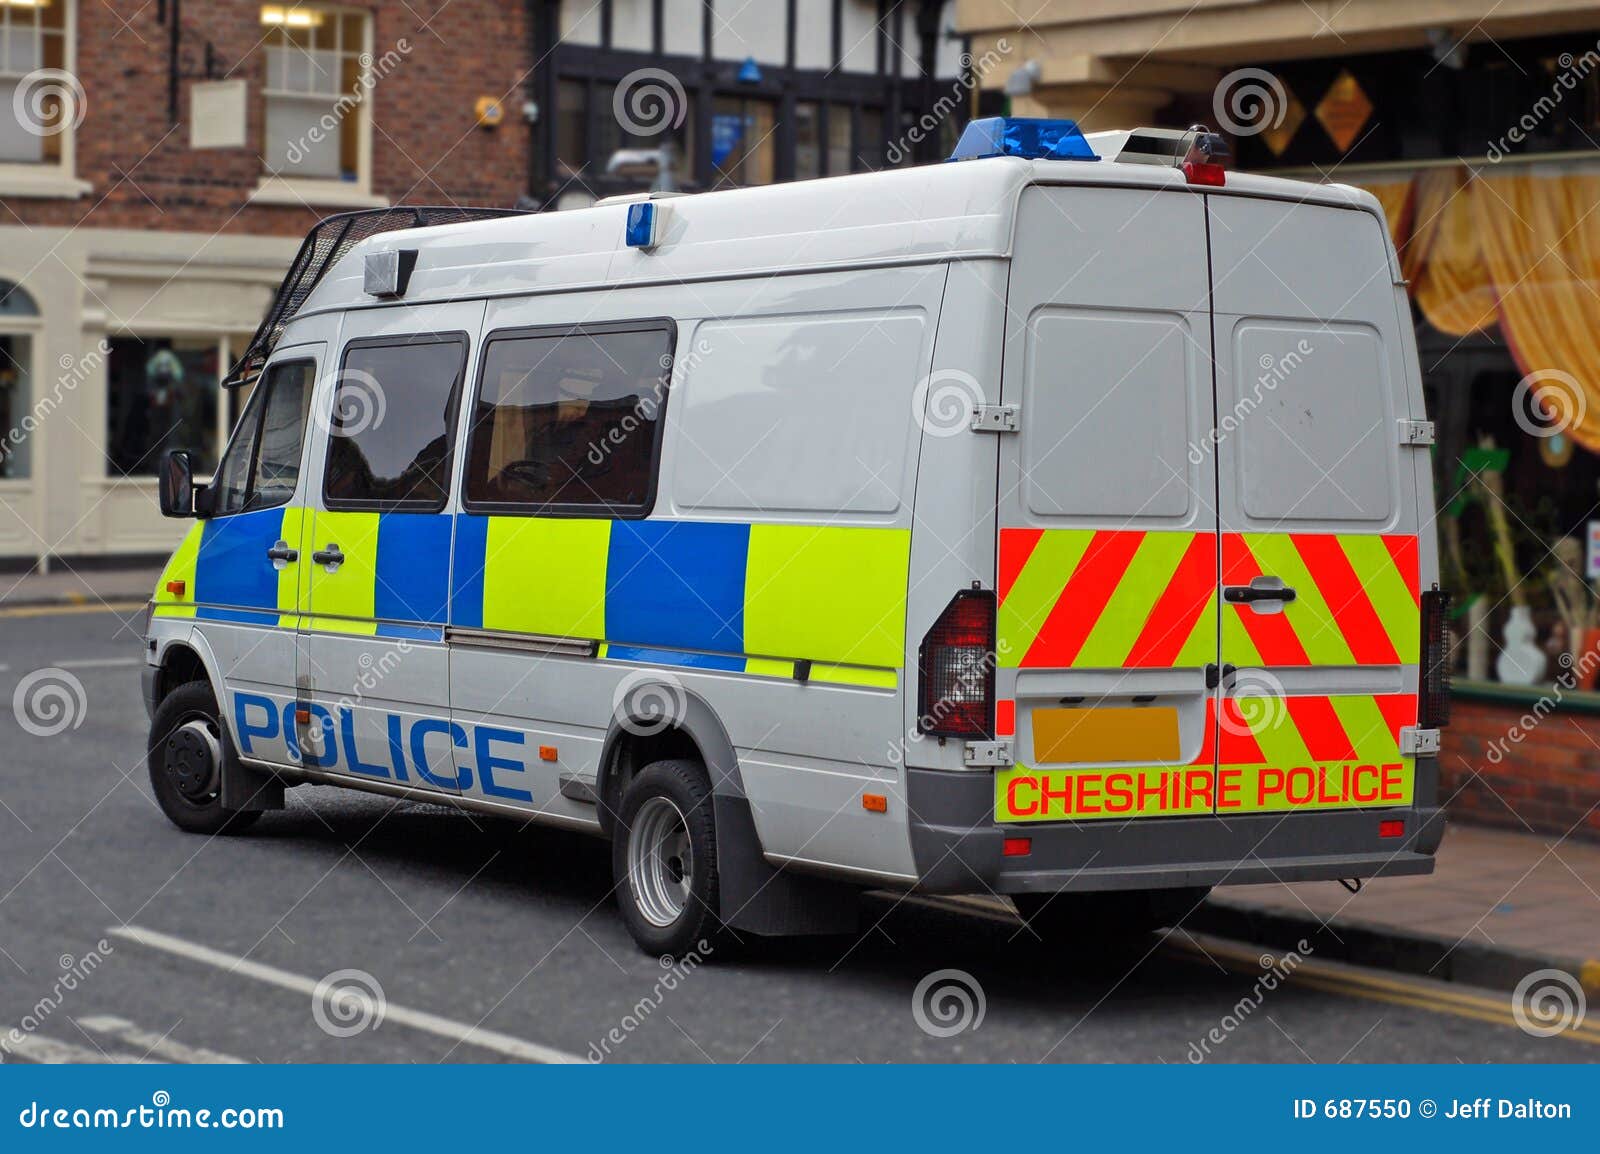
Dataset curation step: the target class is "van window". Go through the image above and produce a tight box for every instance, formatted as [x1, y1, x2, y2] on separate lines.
[1232, 322, 1392, 522]
[673, 311, 925, 515]
[210, 359, 313, 517]
[324, 336, 466, 512]
[463, 322, 673, 516]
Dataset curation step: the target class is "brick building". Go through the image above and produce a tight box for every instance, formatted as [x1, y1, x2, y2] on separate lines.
[0, 0, 529, 565]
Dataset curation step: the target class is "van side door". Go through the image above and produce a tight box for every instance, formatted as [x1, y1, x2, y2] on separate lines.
[1206, 195, 1422, 818]
[992, 185, 1221, 825]
[294, 302, 484, 791]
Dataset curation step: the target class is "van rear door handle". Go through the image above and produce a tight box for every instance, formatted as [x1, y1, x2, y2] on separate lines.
[1224, 584, 1296, 604]
[311, 544, 345, 570]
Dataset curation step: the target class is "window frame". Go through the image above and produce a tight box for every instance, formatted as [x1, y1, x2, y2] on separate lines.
[460, 318, 677, 521]
[0, 0, 88, 200]
[321, 331, 469, 515]
[209, 356, 316, 518]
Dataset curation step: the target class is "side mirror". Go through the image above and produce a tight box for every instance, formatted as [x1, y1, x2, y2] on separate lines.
[158, 449, 195, 518]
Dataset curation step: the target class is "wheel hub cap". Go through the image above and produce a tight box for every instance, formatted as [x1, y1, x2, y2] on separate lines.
[166, 719, 221, 802]
[627, 796, 694, 928]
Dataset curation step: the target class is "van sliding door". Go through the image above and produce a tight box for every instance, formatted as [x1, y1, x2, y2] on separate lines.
[992, 186, 1222, 825]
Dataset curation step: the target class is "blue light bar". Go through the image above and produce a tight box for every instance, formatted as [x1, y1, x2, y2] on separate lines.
[948, 117, 1098, 163]
[624, 201, 660, 249]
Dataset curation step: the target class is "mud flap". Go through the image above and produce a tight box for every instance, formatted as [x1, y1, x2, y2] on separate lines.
[712, 794, 859, 936]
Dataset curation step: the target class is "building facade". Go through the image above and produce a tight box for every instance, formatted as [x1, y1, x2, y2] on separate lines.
[959, 0, 1600, 838]
[1, 0, 965, 569]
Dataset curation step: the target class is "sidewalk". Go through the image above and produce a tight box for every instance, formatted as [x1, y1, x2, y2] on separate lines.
[1192, 823, 1600, 994]
[0, 565, 161, 611]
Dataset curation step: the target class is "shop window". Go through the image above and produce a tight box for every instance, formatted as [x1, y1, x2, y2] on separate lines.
[106, 338, 222, 477]
[827, 104, 852, 175]
[259, 4, 371, 185]
[794, 101, 821, 180]
[324, 336, 466, 511]
[597, 80, 694, 185]
[0, 279, 39, 479]
[463, 323, 673, 516]
[556, 79, 587, 177]
[858, 107, 884, 170]
[712, 96, 775, 186]
[0, 0, 69, 166]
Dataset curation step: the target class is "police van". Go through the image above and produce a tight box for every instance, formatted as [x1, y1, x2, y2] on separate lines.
[142, 119, 1450, 955]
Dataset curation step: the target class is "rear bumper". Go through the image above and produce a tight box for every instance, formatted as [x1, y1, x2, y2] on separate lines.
[905, 760, 1445, 894]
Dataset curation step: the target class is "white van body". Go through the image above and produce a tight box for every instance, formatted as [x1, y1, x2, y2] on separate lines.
[142, 140, 1444, 948]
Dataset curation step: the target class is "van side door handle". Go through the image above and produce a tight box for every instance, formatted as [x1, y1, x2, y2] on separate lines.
[1224, 583, 1296, 604]
[311, 544, 345, 571]
[266, 540, 298, 567]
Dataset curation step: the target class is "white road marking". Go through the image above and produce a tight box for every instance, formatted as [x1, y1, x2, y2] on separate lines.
[52, 657, 142, 670]
[109, 925, 585, 1064]
[76, 1015, 246, 1064]
[4, 1034, 149, 1064]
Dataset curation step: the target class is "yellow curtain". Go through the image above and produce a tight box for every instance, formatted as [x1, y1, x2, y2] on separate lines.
[1473, 171, 1600, 453]
[1357, 178, 1415, 271]
[1410, 168, 1499, 336]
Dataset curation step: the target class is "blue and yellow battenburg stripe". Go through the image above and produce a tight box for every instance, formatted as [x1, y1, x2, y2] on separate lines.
[154, 508, 910, 686]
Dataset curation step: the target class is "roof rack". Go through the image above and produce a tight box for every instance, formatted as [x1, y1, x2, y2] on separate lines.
[222, 206, 526, 388]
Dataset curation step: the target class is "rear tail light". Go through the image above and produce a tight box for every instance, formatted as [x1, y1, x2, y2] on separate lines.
[917, 589, 996, 739]
[1378, 819, 1406, 839]
[1419, 588, 1451, 728]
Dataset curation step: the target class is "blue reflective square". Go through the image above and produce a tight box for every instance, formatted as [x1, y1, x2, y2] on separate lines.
[625, 202, 658, 248]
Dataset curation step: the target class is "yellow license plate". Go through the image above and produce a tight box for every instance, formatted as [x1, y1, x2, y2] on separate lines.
[1030, 706, 1180, 764]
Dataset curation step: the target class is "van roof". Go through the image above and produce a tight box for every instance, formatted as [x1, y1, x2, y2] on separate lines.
[292, 157, 1388, 319]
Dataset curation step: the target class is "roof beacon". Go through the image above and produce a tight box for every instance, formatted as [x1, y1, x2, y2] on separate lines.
[948, 117, 1098, 163]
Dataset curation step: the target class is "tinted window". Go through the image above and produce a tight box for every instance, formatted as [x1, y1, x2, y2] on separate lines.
[324, 338, 465, 510]
[210, 359, 313, 517]
[464, 325, 672, 515]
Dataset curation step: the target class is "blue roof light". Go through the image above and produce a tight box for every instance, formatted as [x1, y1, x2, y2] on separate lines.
[625, 202, 660, 249]
[948, 117, 1098, 163]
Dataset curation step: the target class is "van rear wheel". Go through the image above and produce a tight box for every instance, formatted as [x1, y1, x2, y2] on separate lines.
[612, 759, 720, 957]
[147, 680, 261, 836]
[1013, 887, 1210, 941]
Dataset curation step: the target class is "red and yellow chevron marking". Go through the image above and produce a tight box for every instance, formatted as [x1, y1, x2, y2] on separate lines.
[998, 528, 1216, 669]
[1222, 532, 1420, 667]
[992, 692, 1417, 822]
[997, 529, 1420, 671]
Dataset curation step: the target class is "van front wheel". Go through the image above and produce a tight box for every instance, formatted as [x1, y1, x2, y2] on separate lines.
[147, 680, 261, 836]
[613, 760, 721, 957]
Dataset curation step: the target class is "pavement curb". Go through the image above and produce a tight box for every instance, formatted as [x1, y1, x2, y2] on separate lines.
[1190, 897, 1600, 997]
[0, 594, 151, 612]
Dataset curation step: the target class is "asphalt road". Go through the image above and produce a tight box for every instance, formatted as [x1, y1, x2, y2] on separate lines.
[0, 605, 1592, 1065]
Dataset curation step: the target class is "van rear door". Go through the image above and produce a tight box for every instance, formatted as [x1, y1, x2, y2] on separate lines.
[993, 185, 1220, 824]
[1205, 194, 1421, 818]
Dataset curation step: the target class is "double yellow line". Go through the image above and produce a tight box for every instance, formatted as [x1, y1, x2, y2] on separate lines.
[0, 599, 147, 620]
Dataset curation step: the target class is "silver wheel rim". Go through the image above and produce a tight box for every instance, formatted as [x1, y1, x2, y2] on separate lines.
[628, 796, 693, 928]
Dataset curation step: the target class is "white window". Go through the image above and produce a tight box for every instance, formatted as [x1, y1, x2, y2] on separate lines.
[255, 4, 385, 207]
[0, 0, 86, 198]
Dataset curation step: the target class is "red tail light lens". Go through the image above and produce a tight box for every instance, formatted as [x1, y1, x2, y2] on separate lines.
[1419, 588, 1451, 728]
[917, 589, 996, 739]
[1182, 159, 1226, 186]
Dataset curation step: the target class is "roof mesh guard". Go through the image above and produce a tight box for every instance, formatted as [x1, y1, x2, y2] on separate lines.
[223, 206, 525, 388]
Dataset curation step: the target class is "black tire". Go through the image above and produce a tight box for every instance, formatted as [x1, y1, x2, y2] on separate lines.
[611, 759, 721, 957]
[147, 680, 262, 836]
[1013, 886, 1211, 942]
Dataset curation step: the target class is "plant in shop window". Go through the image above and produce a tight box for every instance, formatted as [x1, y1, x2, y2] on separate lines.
[1546, 536, 1600, 691]
[1459, 436, 1546, 686]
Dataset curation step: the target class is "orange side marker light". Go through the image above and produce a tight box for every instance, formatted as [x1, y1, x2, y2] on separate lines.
[538, 745, 558, 762]
[862, 793, 888, 813]
[166, 580, 186, 597]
